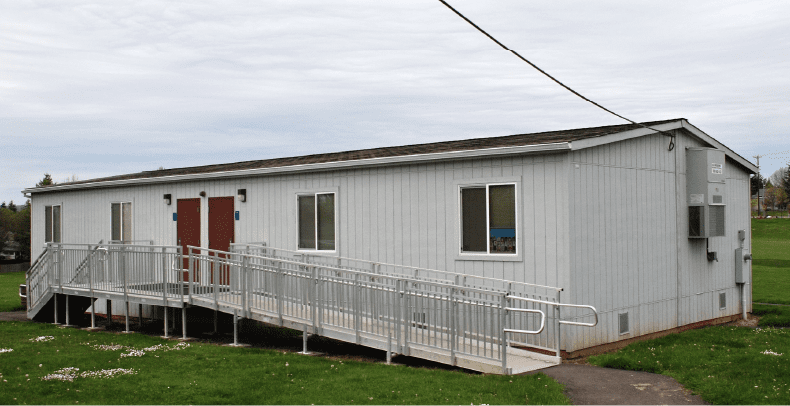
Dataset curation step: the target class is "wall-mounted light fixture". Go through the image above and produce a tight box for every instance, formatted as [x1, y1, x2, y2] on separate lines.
[199, 191, 206, 197]
[163, 194, 172, 205]
[237, 189, 246, 202]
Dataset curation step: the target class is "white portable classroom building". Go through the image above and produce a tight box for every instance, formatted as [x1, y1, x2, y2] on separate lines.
[25, 118, 757, 356]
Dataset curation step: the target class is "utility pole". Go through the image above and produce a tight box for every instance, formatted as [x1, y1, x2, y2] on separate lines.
[753, 155, 762, 217]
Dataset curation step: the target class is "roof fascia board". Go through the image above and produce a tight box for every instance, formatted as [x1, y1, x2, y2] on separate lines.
[24, 142, 571, 194]
[569, 119, 757, 174]
[568, 121, 684, 151]
[680, 120, 758, 173]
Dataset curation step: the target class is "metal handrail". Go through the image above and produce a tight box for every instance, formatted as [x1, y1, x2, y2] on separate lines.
[25, 246, 49, 277]
[506, 295, 599, 327]
[230, 242, 563, 293]
[504, 308, 546, 334]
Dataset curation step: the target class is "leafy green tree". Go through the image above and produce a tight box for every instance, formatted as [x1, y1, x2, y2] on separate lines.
[0, 207, 11, 254]
[7, 200, 16, 213]
[14, 203, 31, 260]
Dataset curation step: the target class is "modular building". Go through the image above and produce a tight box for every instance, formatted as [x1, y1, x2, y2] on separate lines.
[24, 118, 757, 358]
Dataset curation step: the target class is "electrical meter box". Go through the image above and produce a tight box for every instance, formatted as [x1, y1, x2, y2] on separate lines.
[687, 148, 726, 238]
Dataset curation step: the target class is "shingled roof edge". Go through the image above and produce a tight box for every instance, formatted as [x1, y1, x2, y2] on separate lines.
[25, 119, 686, 194]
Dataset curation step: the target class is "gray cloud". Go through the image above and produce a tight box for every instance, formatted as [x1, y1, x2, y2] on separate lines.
[2, 0, 789, 203]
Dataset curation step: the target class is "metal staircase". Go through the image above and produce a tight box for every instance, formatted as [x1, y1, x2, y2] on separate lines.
[26, 242, 597, 374]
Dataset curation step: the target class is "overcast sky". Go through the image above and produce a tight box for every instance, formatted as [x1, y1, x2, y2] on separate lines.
[2, 0, 789, 205]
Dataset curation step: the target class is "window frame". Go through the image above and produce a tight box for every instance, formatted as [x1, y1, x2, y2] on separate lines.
[294, 188, 339, 254]
[110, 201, 133, 243]
[454, 177, 522, 262]
[44, 204, 62, 243]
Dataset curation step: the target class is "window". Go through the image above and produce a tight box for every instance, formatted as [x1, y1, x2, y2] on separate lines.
[111, 202, 132, 242]
[298, 193, 335, 251]
[44, 205, 61, 243]
[460, 184, 516, 254]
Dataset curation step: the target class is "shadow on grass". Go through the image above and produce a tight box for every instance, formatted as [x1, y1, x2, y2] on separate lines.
[753, 259, 790, 268]
[752, 304, 790, 328]
[61, 310, 473, 375]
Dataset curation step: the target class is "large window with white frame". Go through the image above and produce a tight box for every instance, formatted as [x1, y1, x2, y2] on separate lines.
[297, 192, 335, 251]
[460, 183, 517, 254]
[44, 205, 61, 243]
[111, 202, 132, 243]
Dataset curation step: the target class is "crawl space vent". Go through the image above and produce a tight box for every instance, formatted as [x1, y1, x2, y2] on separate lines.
[719, 292, 726, 309]
[619, 312, 629, 335]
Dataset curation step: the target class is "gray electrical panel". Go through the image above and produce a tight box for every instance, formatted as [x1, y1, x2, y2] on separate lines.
[687, 148, 726, 238]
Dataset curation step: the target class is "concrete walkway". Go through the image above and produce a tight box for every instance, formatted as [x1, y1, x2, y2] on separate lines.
[535, 363, 708, 405]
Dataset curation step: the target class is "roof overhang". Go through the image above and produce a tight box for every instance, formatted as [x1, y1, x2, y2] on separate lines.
[24, 141, 572, 194]
[569, 119, 758, 174]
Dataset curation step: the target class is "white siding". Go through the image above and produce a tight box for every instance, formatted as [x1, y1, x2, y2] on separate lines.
[30, 153, 571, 290]
[565, 131, 752, 351]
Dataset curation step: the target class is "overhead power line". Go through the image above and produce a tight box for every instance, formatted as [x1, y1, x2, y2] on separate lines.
[437, 0, 675, 149]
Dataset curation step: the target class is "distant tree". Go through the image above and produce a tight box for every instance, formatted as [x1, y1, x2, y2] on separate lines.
[751, 173, 765, 197]
[14, 203, 31, 260]
[7, 200, 16, 213]
[0, 202, 5, 210]
[783, 162, 790, 209]
[0, 207, 11, 254]
[36, 173, 55, 187]
[763, 186, 786, 211]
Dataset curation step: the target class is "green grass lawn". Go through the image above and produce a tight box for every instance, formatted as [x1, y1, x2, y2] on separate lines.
[0, 271, 26, 312]
[0, 322, 569, 405]
[751, 219, 790, 305]
[589, 325, 790, 405]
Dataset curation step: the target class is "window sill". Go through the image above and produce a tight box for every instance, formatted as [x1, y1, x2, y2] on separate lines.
[454, 252, 523, 262]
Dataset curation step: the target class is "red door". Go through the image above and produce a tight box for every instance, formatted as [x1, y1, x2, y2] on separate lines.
[209, 196, 234, 285]
[177, 198, 201, 282]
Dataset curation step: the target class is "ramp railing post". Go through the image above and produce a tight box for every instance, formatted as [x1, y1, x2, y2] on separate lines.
[501, 294, 508, 375]
[310, 266, 318, 333]
[213, 252, 219, 310]
[161, 247, 167, 305]
[555, 290, 561, 358]
[186, 247, 191, 304]
[89, 245, 95, 329]
[122, 245, 130, 333]
[450, 286, 456, 366]
[353, 272, 360, 343]
[242, 255, 249, 318]
[277, 261, 283, 326]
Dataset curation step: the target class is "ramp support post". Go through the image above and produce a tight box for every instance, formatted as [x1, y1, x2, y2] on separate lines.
[163, 306, 169, 338]
[181, 306, 187, 340]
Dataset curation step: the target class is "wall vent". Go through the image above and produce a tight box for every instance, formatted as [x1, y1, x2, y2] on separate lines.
[712, 195, 723, 204]
[710, 205, 726, 236]
[719, 292, 726, 309]
[619, 312, 629, 335]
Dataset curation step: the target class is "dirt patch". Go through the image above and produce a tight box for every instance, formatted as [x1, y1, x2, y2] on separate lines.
[0, 311, 27, 322]
[728, 315, 760, 328]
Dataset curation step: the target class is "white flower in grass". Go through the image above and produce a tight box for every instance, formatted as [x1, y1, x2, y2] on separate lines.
[0, 348, 13, 354]
[30, 336, 54, 342]
[761, 350, 783, 356]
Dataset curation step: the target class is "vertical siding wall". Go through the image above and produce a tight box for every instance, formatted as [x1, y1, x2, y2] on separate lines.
[566, 132, 752, 352]
[30, 152, 570, 291]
